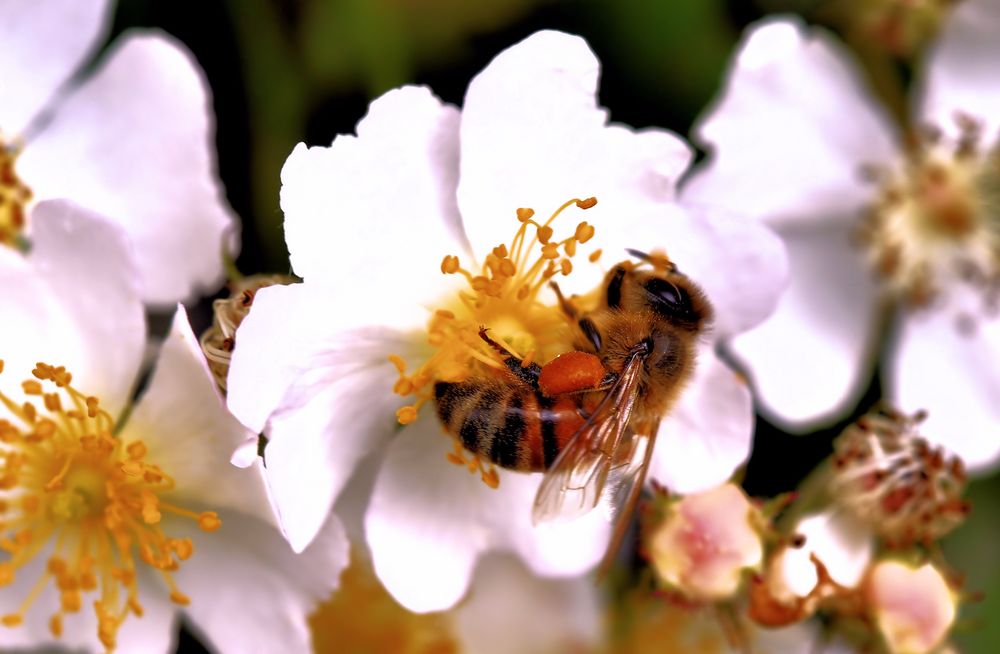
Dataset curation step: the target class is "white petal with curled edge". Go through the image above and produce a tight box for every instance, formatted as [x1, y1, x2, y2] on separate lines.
[727, 222, 879, 431]
[649, 345, 754, 494]
[366, 415, 607, 613]
[18, 31, 237, 307]
[173, 511, 348, 654]
[122, 306, 277, 528]
[458, 30, 691, 263]
[919, 0, 1000, 139]
[889, 307, 1000, 472]
[0, 0, 112, 135]
[226, 282, 420, 552]
[281, 85, 467, 294]
[25, 200, 145, 416]
[685, 17, 897, 229]
[608, 203, 789, 339]
[452, 554, 602, 654]
[795, 511, 873, 588]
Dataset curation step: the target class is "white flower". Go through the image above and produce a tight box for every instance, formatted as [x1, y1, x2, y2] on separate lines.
[0, 201, 346, 653]
[0, 0, 236, 306]
[685, 1, 1000, 471]
[227, 29, 786, 612]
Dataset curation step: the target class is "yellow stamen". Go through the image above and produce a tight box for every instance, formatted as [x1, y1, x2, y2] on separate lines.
[0, 363, 220, 649]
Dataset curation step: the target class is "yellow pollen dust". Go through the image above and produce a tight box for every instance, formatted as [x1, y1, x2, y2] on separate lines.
[858, 116, 1000, 313]
[0, 138, 32, 249]
[389, 197, 601, 484]
[0, 361, 221, 652]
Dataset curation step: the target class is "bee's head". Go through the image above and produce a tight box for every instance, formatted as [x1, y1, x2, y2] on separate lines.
[603, 255, 713, 333]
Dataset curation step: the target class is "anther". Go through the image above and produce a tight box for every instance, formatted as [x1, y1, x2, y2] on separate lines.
[440, 255, 460, 275]
[198, 512, 222, 532]
[396, 406, 418, 425]
[516, 208, 535, 222]
[576, 197, 597, 209]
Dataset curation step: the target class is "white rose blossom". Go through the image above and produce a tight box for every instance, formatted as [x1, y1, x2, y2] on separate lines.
[0, 0, 237, 306]
[226, 29, 787, 612]
[0, 201, 346, 653]
[684, 1, 1000, 472]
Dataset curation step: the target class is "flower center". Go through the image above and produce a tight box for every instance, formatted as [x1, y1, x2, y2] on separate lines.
[829, 406, 969, 547]
[389, 198, 601, 482]
[858, 116, 1000, 315]
[309, 549, 458, 654]
[0, 137, 32, 248]
[0, 361, 221, 652]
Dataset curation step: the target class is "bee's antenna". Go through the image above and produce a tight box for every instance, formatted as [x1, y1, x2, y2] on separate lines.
[625, 248, 650, 261]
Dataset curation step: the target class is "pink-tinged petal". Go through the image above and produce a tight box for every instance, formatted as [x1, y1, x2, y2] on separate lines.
[867, 561, 956, 654]
[451, 554, 602, 654]
[919, 0, 1000, 138]
[24, 200, 144, 415]
[458, 30, 691, 262]
[727, 222, 880, 431]
[174, 511, 348, 654]
[226, 282, 419, 551]
[650, 346, 754, 494]
[280, 86, 467, 292]
[888, 308, 1000, 471]
[18, 31, 237, 306]
[685, 18, 898, 228]
[0, 0, 112, 135]
[610, 204, 789, 339]
[366, 415, 607, 612]
[121, 307, 276, 526]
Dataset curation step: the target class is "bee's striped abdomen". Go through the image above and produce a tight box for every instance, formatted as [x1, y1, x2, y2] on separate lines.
[434, 380, 588, 472]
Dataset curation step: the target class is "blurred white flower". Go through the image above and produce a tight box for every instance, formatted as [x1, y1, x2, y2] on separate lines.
[0, 0, 237, 306]
[310, 550, 601, 654]
[685, 1, 1000, 471]
[226, 29, 786, 612]
[0, 201, 345, 653]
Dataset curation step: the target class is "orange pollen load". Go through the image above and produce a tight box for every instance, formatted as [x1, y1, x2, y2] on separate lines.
[829, 406, 969, 547]
[0, 361, 221, 651]
[390, 197, 600, 425]
[388, 197, 602, 486]
[0, 138, 33, 248]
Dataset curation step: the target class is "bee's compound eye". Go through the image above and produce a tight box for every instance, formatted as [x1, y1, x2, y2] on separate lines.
[644, 278, 692, 318]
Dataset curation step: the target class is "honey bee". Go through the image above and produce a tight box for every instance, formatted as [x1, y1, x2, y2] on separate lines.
[434, 250, 713, 555]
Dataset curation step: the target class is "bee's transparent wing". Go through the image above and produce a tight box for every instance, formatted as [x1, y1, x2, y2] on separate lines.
[531, 353, 647, 525]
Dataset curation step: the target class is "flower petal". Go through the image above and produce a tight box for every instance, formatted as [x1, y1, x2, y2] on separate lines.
[280, 85, 467, 293]
[726, 222, 880, 431]
[888, 307, 1000, 471]
[649, 345, 754, 494]
[6, 200, 144, 415]
[174, 511, 348, 654]
[918, 0, 1000, 138]
[226, 282, 418, 551]
[458, 30, 691, 262]
[451, 554, 602, 654]
[18, 31, 237, 306]
[365, 415, 607, 612]
[790, 511, 873, 589]
[685, 17, 897, 228]
[0, 0, 111, 135]
[122, 306, 276, 526]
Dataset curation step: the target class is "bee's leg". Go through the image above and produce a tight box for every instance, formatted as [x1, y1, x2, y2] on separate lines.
[478, 327, 542, 388]
[548, 281, 578, 320]
[550, 281, 603, 352]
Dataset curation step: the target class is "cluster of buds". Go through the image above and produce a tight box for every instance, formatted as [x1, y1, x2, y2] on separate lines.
[634, 406, 971, 654]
